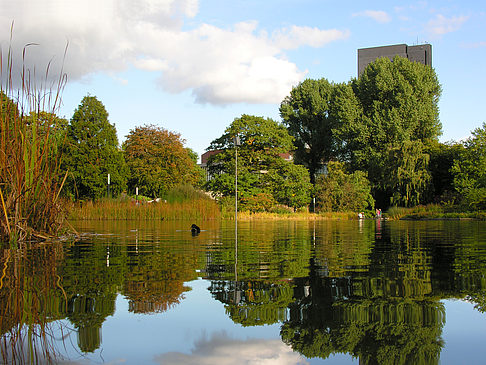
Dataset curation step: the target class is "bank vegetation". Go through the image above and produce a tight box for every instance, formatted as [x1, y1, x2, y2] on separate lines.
[1, 46, 485, 246]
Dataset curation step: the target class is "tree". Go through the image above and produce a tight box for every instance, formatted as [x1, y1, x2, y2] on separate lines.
[265, 159, 312, 210]
[452, 123, 486, 210]
[280, 79, 339, 183]
[205, 114, 311, 210]
[315, 161, 374, 212]
[337, 56, 442, 207]
[425, 140, 463, 204]
[63, 95, 127, 200]
[123, 124, 203, 198]
[382, 140, 431, 207]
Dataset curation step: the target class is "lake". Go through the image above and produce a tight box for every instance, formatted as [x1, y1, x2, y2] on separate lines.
[1, 219, 485, 364]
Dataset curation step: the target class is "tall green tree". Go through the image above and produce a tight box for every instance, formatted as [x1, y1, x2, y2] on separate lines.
[123, 124, 203, 198]
[452, 123, 486, 210]
[205, 114, 311, 210]
[63, 95, 127, 200]
[338, 56, 442, 207]
[280, 78, 339, 183]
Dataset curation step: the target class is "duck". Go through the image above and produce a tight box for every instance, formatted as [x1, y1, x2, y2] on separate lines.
[191, 224, 201, 235]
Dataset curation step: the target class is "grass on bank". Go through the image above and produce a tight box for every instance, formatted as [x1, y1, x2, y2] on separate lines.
[69, 185, 221, 220]
[69, 183, 486, 222]
[386, 204, 486, 220]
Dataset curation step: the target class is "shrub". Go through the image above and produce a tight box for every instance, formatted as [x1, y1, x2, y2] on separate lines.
[315, 161, 374, 213]
[240, 193, 276, 213]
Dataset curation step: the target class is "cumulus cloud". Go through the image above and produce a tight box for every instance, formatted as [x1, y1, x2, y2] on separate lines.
[426, 14, 469, 36]
[0, 0, 348, 105]
[154, 332, 309, 365]
[272, 25, 350, 49]
[352, 10, 391, 24]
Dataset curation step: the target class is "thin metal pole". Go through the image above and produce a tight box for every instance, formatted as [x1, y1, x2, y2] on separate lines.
[235, 145, 238, 225]
[234, 137, 238, 296]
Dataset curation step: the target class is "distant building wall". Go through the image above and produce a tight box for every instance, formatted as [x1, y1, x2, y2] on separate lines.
[357, 43, 432, 76]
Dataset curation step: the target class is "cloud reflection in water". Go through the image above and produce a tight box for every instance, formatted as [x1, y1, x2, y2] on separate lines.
[154, 331, 308, 365]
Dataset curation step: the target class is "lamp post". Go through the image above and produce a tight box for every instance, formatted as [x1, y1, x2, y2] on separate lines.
[233, 134, 241, 305]
[234, 135, 241, 224]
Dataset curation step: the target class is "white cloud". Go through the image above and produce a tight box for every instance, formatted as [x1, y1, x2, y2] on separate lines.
[153, 332, 309, 365]
[273, 25, 350, 49]
[426, 14, 469, 36]
[352, 10, 391, 24]
[0, 0, 348, 105]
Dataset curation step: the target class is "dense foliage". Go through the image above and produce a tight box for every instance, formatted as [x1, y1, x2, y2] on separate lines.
[452, 123, 486, 210]
[205, 114, 312, 211]
[123, 125, 203, 198]
[344, 56, 442, 207]
[426, 141, 463, 204]
[280, 79, 339, 183]
[280, 56, 444, 209]
[314, 161, 374, 212]
[62, 96, 127, 200]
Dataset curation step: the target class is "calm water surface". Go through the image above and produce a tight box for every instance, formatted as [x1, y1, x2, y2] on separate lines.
[1, 219, 486, 364]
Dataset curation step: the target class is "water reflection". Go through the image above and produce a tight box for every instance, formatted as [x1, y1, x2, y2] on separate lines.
[153, 332, 306, 365]
[0, 220, 485, 363]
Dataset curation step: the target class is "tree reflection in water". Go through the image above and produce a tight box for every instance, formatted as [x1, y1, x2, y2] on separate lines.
[0, 220, 485, 363]
[207, 220, 486, 364]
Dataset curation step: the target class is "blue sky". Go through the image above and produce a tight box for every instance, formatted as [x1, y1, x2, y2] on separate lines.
[1, 0, 485, 159]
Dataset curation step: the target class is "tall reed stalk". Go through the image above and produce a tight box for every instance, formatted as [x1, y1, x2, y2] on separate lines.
[0, 31, 68, 246]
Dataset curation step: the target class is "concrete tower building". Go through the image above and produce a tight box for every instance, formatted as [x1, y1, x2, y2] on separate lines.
[357, 43, 432, 76]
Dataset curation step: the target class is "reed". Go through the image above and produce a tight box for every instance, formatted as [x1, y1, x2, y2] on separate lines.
[0, 32, 69, 246]
[385, 204, 485, 220]
[223, 210, 358, 220]
[69, 198, 221, 221]
[0, 244, 68, 364]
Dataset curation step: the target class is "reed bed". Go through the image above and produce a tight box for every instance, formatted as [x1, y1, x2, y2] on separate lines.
[224, 210, 358, 220]
[0, 33, 69, 246]
[69, 198, 221, 221]
[386, 204, 485, 220]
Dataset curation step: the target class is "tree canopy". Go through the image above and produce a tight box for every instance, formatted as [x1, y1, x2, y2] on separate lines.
[123, 124, 203, 198]
[205, 114, 311, 211]
[315, 161, 374, 212]
[280, 78, 339, 183]
[62, 95, 127, 200]
[281, 57, 443, 208]
[341, 56, 442, 207]
[452, 123, 486, 210]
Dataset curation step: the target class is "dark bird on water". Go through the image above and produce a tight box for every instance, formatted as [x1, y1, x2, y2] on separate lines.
[191, 224, 201, 235]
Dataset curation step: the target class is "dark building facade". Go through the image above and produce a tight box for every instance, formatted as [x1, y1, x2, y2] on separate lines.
[357, 43, 432, 76]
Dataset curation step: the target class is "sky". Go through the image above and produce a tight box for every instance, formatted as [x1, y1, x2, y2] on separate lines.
[1, 0, 485, 160]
